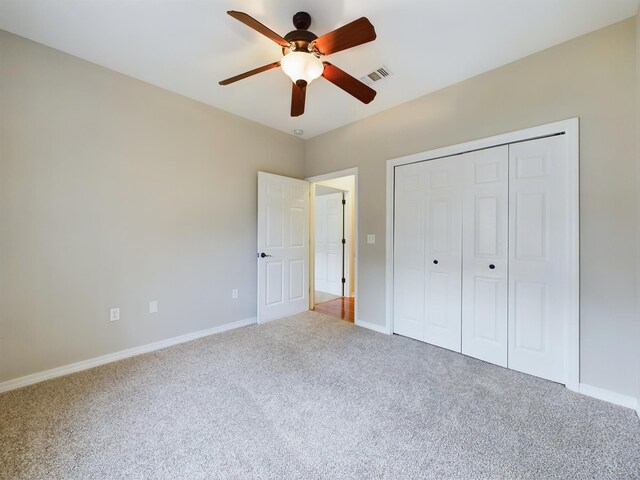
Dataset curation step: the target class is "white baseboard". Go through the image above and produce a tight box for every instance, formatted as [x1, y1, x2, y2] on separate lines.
[0, 316, 257, 394]
[4, 317, 639, 418]
[579, 383, 639, 410]
[355, 319, 390, 335]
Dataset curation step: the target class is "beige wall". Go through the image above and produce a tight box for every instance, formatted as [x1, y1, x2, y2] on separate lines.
[0, 30, 304, 383]
[1, 18, 638, 399]
[305, 19, 638, 397]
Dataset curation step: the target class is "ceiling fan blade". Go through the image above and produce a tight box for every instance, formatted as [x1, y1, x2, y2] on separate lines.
[291, 82, 306, 117]
[314, 17, 376, 55]
[322, 63, 376, 104]
[219, 61, 281, 85]
[227, 11, 289, 47]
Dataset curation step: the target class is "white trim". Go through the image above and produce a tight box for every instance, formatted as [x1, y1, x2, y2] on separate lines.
[355, 320, 389, 335]
[385, 157, 396, 336]
[385, 119, 578, 170]
[579, 384, 639, 410]
[0, 317, 257, 394]
[344, 191, 353, 297]
[308, 181, 317, 307]
[306, 168, 360, 324]
[307, 167, 359, 184]
[385, 118, 580, 389]
[564, 119, 580, 392]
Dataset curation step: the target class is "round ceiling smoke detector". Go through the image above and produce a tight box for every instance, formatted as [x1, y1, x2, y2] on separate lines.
[293, 129, 304, 136]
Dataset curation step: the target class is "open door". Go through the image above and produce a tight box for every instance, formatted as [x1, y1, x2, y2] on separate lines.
[257, 172, 309, 323]
[315, 190, 345, 297]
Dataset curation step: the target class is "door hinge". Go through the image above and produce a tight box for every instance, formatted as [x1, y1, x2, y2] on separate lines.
[342, 199, 346, 205]
[342, 278, 346, 284]
[342, 238, 346, 244]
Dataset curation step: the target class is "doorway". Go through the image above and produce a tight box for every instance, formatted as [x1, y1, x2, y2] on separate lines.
[308, 170, 357, 323]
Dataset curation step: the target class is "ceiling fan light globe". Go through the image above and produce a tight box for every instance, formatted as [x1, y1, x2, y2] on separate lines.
[281, 52, 324, 85]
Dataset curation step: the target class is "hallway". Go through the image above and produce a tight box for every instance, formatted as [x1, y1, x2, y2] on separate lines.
[313, 296, 355, 323]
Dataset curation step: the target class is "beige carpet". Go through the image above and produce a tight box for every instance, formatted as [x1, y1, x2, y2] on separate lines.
[1, 311, 639, 479]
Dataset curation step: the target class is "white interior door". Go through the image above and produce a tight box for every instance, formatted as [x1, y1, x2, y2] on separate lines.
[257, 172, 309, 323]
[508, 136, 569, 383]
[461, 146, 509, 367]
[393, 161, 426, 340]
[423, 157, 462, 352]
[315, 192, 344, 296]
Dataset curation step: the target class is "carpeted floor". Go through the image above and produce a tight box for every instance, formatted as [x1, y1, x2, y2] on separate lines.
[1, 312, 639, 480]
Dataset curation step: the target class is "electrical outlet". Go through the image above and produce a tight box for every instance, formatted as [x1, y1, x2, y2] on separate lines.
[367, 234, 376, 244]
[110, 308, 120, 322]
[149, 301, 158, 314]
[232, 289, 239, 299]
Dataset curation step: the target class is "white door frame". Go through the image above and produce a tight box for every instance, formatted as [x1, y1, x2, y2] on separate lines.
[307, 167, 359, 324]
[385, 119, 580, 391]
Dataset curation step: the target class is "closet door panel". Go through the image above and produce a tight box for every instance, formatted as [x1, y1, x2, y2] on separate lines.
[508, 136, 568, 383]
[393, 162, 426, 340]
[462, 146, 509, 367]
[424, 157, 462, 352]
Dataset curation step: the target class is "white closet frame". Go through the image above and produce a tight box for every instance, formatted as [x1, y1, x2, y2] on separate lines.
[385, 118, 579, 392]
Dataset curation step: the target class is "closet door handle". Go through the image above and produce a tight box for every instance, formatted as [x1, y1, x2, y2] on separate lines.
[433, 260, 439, 265]
[489, 264, 496, 270]
[259, 252, 272, 258]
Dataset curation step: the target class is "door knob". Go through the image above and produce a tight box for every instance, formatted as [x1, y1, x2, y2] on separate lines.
[259, 252, 272, 258]
[433, 260, 439, 265]
[489, 264, 496, 269]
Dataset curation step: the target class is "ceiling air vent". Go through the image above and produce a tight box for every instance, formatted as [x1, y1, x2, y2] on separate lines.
[360, 65, 393, 86]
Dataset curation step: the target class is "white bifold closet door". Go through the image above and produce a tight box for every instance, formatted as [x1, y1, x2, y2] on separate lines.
[507, 135, 569, 383]
[424, 157, 462, 351]
[393, 157, 462, 352]
[393, 161, 426, 341]
[393, 135, 570, 384]
[461, 146, 509, 367]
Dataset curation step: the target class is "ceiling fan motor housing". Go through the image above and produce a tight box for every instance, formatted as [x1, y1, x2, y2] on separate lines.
[284, 12, 318, 54]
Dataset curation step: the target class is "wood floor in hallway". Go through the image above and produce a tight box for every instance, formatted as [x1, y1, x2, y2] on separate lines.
[312, 297, 355, 323]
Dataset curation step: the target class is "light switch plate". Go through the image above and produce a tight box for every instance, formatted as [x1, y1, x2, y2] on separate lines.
[149, 301, 158, 314]
[367, 234, 376, 244]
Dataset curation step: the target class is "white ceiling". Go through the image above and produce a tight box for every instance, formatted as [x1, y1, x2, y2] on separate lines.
[1, 0, 638, 139]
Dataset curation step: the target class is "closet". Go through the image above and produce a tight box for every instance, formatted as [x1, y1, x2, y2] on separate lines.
[393, 134, 571, 384]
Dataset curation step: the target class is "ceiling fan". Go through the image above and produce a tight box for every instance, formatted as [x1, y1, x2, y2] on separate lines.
[219, 11, 377, 117]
